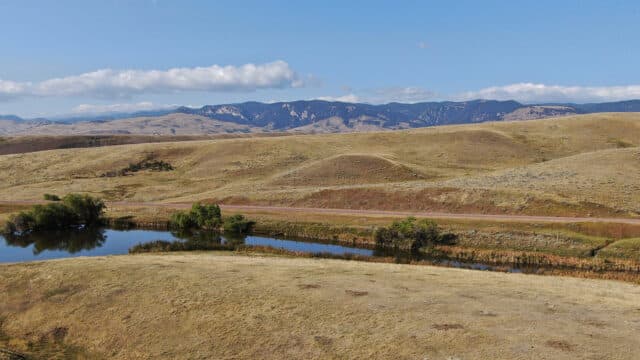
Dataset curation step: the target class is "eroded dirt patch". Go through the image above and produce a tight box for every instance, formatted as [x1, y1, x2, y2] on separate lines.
[345, 289, 368, 297]
[298, 284, 321, 289]
[432, 323, 465, 331]
[545, 339, 575, 351]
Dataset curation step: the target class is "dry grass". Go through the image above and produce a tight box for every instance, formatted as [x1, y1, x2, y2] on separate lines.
[269, 153, 427, 186]
[440, 146, 640, 215]
[0, 134, 212, 155]
[1, 254, 639, 359]
[0, 113, 639, 216]
[598, 238, 640, 260]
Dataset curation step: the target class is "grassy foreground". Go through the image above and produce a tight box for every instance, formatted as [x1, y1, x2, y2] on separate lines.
[1, 253, 639, 359]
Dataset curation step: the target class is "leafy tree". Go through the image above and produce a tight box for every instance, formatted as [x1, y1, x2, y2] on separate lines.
[26, 203, 78, 231]
[170, 212, 197, 230]
[62, 194, 106, 225]
[190, 203, 222, 229]
[3, 193, 106, 235]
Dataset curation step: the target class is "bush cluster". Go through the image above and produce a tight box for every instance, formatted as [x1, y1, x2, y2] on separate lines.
[170, 203, 222, 230]
[43, 193, 61, 201]
[375, 217, 456, 252]
[169, 203, 255, 235]
[3, 194, 105, 235]
[223, 214, 256, 235]
[102, 159, 174, 177]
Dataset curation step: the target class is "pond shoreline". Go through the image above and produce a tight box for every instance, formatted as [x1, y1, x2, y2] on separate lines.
[2, 214, 636, 283]
[103, 216, 640, 283]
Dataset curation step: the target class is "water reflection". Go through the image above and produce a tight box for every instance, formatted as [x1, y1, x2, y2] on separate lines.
[171, 230, 248, 248]
[4, 228, 107, 255]
[169, 229, 223, 244]
[1, 228, 525, 274]
[131, 230, 375, 257]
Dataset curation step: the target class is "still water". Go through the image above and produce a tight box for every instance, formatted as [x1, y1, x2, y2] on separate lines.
[0, 228, 373, 263]
[0, 228, 524, 274]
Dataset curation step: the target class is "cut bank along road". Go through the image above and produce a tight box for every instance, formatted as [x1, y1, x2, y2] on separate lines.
[4, 200, 638, 225]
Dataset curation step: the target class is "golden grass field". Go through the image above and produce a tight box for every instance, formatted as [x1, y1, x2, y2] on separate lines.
[1, 113, 639, 217]
[2, 114, 640, 359]
[1, 253, 639, 359]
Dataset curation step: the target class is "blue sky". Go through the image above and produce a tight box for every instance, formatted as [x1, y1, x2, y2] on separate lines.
[2, 0, 640, 117]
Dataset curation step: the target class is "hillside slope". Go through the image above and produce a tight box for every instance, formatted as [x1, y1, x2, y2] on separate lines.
[2, 113, 263, 136]
[0, 113, 639, 216]
[2, 254, 639, 359]
[4, 99, 640, 135]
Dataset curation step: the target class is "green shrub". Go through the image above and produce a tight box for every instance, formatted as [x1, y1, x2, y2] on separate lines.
[43, 193, 61, 201]
[2, 220, 17, 235]
[3, 193, 105, 234]
[170, 211, 197, 230]
[7, 211, 35, 234]
[223, 214, 255, 234]
[190, 203, 222, 229]
[170, 203, 222, 230]
[62, 194, 106, 225]
[23, 203, 78, 231]
[375, 217, 456, 251]
[35, 203, 76, 229]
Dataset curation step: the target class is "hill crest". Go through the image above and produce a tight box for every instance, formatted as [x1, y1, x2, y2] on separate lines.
[4, 99, 640, 135]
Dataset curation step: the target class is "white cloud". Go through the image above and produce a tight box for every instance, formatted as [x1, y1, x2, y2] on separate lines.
[317, 83, 640, 105]
[0, 61, 304, 100]
[367, 87, 438, 103]
[457, 83, 640, 103]
[0, 80, 27, 100]
[315, 94, 361, 103]
[315, 87, 439, 105]
[71, 102, 177, 114]
[417, 41, 428, 49]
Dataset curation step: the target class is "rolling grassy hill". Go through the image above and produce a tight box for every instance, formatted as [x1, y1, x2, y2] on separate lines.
[0, 134, 210, 155]
[1, 112, 639, 217]
[2, 254, 639, 359]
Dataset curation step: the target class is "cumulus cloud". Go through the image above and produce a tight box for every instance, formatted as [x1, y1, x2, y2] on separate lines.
[0, 80, 27, 100]
[71, 102, 178, 114]
[457, 83, 640, 103]
[0, 61, 304, 100]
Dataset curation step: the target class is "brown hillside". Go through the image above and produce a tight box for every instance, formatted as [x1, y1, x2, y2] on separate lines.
[270, 154, 426, 186]
[0, 113, 639, 216]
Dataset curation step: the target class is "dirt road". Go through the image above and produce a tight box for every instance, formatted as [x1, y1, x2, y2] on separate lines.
[3, 200, 640, 225]
[217, 204, 640, 225]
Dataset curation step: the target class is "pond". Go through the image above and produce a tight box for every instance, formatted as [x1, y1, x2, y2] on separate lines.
[0, 228, 373, 263]
[0, 228, 525, 274]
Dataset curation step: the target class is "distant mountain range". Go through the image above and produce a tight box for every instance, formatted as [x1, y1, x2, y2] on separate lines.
[2, 99, 640, 135]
